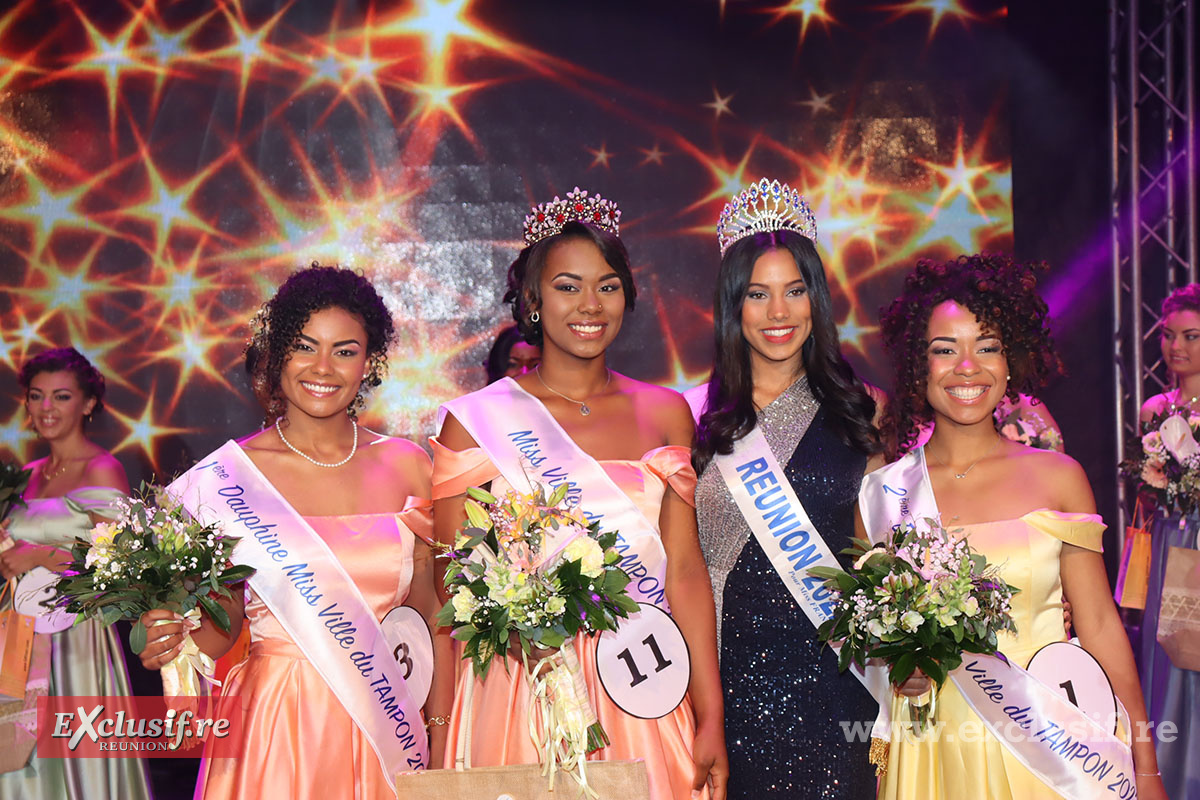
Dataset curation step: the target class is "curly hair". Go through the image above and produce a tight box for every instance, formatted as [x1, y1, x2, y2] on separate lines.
[245, 264, 395, 422]
[693, 230, 881, 474]
[20, 347, 106, 424]
[502, 221, 636, 346]
[1162, 283, 1200, 317]
[879, 253, 1062, 457]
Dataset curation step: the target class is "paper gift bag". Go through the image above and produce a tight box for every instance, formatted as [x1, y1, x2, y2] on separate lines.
[1157, 545, 1200, 671]
[0, 629, 50, 774]
[0, 581, 36, 702]
[395, 669, 651, 800]
[1115, 501, 1151, 609]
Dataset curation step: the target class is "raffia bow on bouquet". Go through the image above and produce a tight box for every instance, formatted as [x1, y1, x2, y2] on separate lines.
[436, 483, 638, 795]
[810, 517, 1019, 737]
[54, 488, 254, 707]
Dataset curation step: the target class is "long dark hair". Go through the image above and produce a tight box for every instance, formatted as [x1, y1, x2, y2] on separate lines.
[693, 230, 880, 474]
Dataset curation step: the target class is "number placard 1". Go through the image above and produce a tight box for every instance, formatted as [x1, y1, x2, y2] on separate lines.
[595, 603, 690, 719]
[379, 606, 434, 708]
[1026, 641, 1118, 734]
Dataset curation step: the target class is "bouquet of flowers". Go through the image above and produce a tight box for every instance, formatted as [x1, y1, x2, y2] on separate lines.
[811, 518, 1018, 731]
[994, 403, 1063, 452]
[54, 488, 254, 698]
[0, 461, 32, 522]
[436, 482, 637, 787]
[1120, 409, 1200, 514]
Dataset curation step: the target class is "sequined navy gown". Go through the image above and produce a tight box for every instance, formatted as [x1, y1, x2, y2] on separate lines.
[696, 377, 878, 798]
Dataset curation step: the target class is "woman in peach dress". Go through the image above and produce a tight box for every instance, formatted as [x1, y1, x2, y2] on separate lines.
[137, 266, 454, 799]
[433, 189, 729, 800]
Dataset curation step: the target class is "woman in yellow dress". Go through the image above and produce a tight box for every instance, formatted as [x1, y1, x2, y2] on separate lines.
[863, 254, 1166, 800]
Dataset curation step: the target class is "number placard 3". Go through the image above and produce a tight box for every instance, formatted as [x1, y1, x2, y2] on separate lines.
[379, 606, 434, 708]
[595, 603, 690, 719]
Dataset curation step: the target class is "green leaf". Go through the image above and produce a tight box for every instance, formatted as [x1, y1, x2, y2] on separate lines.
[548, 482, 570, 507]
[130, 622, 148, 654]
[199, 594, 230, 633]
[889, 652, 916, 685]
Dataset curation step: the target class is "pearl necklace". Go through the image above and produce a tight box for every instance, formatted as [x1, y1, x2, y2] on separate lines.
[274, 418, 358, 468]
[535, 367, 611, 416]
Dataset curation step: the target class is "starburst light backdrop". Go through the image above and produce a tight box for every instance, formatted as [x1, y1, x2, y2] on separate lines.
[1, 0, 1016, 484]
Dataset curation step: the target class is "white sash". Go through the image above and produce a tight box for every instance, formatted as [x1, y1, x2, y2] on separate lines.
[440, 378, 669, 610]
[166, 442, 429, 787]
[685, 384, 890, 712]
[859, 449, 1136, 800]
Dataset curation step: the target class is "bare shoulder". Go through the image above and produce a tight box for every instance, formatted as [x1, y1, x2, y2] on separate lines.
[1141, 392, 1171, 423]
[82, 450, 130, 493]
[436, 410, 480, 451]
[1020, 446, 1095, 513]
[363, 433, 431, 489]
[619, 375, 694, 444]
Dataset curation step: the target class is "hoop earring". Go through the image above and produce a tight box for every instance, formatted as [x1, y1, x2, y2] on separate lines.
[530, 311, 540, 323]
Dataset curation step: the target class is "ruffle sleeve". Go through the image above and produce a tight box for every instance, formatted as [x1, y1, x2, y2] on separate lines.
[429, 435, 501, 500]
[642, 445, 697, 508]
[397, 495, 434, 546]
[6, 486, 126, 548]
[1025, 508, 1105, 553]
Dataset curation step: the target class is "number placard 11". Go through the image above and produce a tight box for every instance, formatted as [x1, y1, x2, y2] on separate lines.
[595, 603, 690, 719]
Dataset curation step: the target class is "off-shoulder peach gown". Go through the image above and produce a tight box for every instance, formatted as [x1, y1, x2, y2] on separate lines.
[878, 509, 1106, 800]
[432, 437, 701, 800]
[194, 499, 432, 800]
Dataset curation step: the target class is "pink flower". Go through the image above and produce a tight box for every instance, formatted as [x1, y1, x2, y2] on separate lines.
[1000, 423, 1021, 442]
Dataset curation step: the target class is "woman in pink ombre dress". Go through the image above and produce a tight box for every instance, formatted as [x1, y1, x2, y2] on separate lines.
[433, 190, 728, 800]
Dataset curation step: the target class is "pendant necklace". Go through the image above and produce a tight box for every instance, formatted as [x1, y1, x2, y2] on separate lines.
[535, 367, 611, 416]
[927, 435, 1002, 480]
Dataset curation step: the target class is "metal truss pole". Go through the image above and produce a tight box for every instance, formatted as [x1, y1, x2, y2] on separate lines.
[1111, 0, 1197, 531]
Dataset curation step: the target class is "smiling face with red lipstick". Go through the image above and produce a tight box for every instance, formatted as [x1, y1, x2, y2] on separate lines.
[924, 300, 1009, 428]
[740, 248, 812, 379]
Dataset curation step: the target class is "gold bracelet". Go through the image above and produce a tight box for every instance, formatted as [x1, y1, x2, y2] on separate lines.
[425, 715, 451, 728]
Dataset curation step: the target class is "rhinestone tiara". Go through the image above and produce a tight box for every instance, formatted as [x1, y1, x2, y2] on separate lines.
[716, 178, 817, 255]
[523, 187, 621, 246]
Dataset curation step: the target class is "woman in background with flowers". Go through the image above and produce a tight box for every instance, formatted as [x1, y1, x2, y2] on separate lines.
[690, 179, 884, 798]
[868, 254, 1164, 799]
[135, 266, 454, 799]
[432, 189, 728, 800]
[1133, 282, 1200, 798]
[0, 347, 153, 799]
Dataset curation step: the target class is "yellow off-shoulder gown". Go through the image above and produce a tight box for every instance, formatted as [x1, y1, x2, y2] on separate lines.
[877, 509, 1106, 800]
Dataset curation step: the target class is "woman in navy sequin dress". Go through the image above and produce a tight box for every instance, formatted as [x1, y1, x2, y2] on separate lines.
[692, 181, 883, 798]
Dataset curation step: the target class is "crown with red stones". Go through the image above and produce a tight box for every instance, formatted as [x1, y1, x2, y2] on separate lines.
[523, 187, 621, 246]
[716, 178, 817, 255]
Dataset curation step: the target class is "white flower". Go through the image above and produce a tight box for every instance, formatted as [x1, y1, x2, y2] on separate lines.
[962, 596, 980, 617]
[866, 618, 889, 638]
[562, 536, 605, 578]
[853, 546, 886, 570]
[901, 610, 925, 633]
[452, 588, 480, 623]
[1160, 414, 1200, 461]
